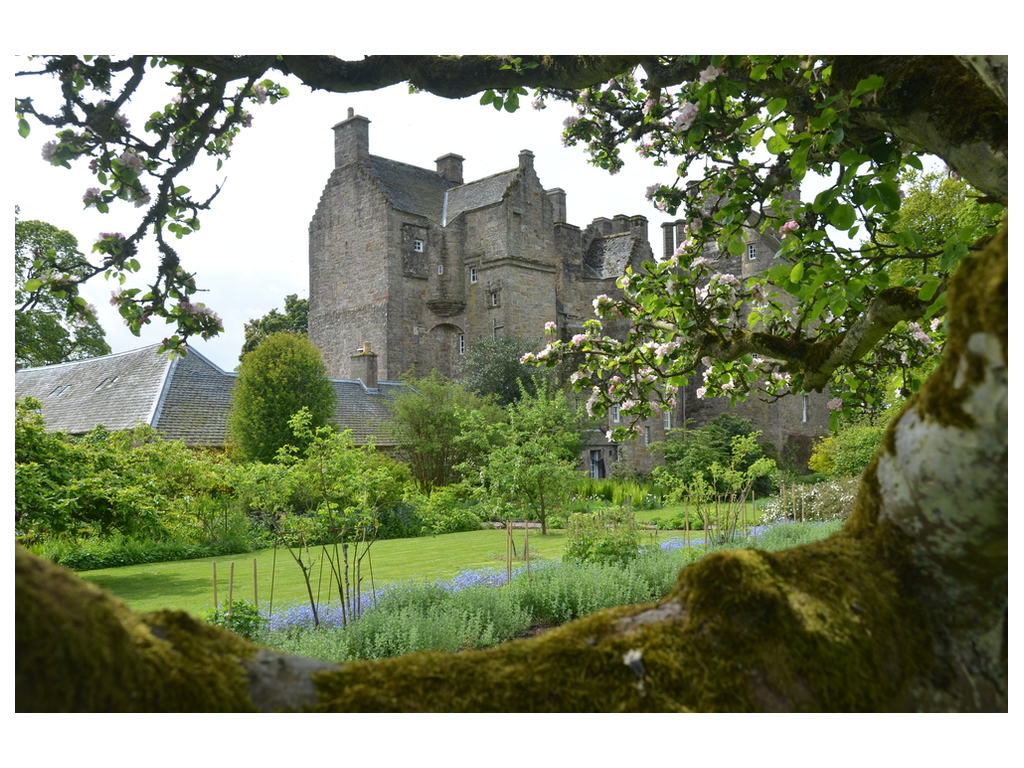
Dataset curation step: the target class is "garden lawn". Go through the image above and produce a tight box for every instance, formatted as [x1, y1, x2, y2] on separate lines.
[80, 528, 589, 615]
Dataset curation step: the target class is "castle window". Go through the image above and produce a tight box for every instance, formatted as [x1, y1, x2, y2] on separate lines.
[470, 267, 478, 284]
[611, 405, 620, 423]
[747, 242, 757, 260]
[459, 334, 466, 354]
[437, 264, 444, 275]
[490, 291, 500, 307]
[413, 239, 424, 252]
[644, 425, 651, 445]
[802, 395, 808, 423]
[664, 411, 672, 431]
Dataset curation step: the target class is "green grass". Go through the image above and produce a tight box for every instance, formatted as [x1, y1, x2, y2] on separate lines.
[80, 528, 576, 615]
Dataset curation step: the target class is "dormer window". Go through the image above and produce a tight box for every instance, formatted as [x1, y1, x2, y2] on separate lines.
[413, 239, 424, 252]
[747, 243, 757, 260]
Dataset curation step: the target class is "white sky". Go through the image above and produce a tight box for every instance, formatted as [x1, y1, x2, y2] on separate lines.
[13, 60, 695, 372]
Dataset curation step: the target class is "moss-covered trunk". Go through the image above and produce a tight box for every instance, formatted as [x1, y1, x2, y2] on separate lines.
[15, 230, 1006, 711]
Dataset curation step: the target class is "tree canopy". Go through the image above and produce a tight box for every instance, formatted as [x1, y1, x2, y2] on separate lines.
[227, 332, 337, 462]
[15, 213, 111, 367]
[239, 293, 308, 362]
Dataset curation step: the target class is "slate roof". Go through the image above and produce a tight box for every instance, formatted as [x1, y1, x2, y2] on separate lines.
[367, 155, 519, 226]
[15, 344, 405, 448]
[584, 231, 644, 279]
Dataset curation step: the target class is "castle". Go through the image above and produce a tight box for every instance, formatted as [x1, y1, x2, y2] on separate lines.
[308, 111, 828, 475]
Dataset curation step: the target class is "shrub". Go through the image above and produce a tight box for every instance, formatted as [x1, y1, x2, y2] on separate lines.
[228, 332, 337, 463]
[808, 424, 886, 477]
[203, 599, 266, 641]
[416, 488, 484, 535]
[563, 508, 641, 566]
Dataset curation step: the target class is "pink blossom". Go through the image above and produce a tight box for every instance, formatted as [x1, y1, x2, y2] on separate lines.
[674, 102, 699, 133]
[696, 387, 707, 399]
[544, 321, 557, 332]
[780, 220, 799, 234]
[826, 398, 843, 412]
[42, 141, 58, 163]
[930, 318, 942, 332]
[119, 151, 144, 172]
[721, 380, 735, 391]
[253, 85, 268, 104]
[645, 184, 660, 201]
[83, 187, 101, 206]
[699, 65, 724, 84]
[563, 115, 580, 129]
[571, 334, 587, 345]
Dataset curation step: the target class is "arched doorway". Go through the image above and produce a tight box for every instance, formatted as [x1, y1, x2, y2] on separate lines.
[426, 323, 464, 378]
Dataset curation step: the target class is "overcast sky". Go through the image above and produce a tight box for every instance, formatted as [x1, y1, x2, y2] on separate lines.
[13, 61, 696, 372]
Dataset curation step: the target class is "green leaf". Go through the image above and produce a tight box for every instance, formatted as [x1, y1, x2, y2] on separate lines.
[829, 203, 857, 230]
[852, 74, 885, 97]
[174, 185, 190, 195]
[24, 278, 42, 293]
[789, 262, 805, 283]
[919, 280, 941, 301]
[875, 182, 902, 211]
[18, 119, 30, 138]
[479, 90, 495, 106]
[767, 98, 787, 116]
[766, 134, 791, 154]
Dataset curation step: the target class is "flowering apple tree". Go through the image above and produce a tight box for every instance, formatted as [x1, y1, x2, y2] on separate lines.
[16, 55, 288, 352]
[523, 56, 1004, 434]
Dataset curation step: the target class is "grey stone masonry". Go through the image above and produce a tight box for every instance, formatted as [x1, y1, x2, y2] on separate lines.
[308, 112, 826, 475]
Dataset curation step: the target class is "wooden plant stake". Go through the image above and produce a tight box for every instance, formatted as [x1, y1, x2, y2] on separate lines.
[228, 561, 235, 622]
[253, 558, 258, 608]
[212, 562, 218, 610]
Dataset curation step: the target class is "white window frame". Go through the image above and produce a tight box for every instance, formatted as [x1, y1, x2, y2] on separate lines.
[802, 395, 808, 423]
[459, 334, 466, 354]
[644, 425, 651, 445]
[413, 239, 424, 252]
[747, 242, 757, 260]
[611, 405, 620, 424]
[664, 411, 672, 430]
[490, 291, 500, 307]
[470, 267, 478, 284]
[437, 264, 444, 275]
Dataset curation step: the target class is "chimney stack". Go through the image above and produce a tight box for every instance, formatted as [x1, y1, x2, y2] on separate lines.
[436, 153, 465, 185]
[351, 341, 378, 389]
[333, 108, 370, 168]
[547, 188, 567, 223]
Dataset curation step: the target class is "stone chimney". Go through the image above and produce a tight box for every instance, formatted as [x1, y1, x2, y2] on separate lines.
[661, 222, 676, 258]
[518, 149, 534, 170]
[436, 153, 464, 185]
[333, 108, 370, 168]
[630, 215, 649, 245]
[351, 341, 378, 389]
[547, 188, 567, 223]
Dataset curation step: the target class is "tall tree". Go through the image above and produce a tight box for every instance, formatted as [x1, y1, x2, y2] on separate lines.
[227, 332, 337, 463]
[465, 382, 584, 535]
[14, 55, 1008, 711]
[239, 294, 309, 362]
[386, 370, 503, 494]
[15, 214, 111, 367]
[456, 335, 559, 407]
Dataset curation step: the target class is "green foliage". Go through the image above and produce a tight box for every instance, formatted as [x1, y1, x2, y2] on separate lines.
[31, 535, 247, 572]
[563, 508, 641, 566]
[203, 599, 266, 641]
[465, 383, 585, 535]
[15, 214, 111, 366]
[387, 371, 504, 494]
[573, 477, 663, 510]
[808, 423, 886, 477]
[412, 485, 484, 535]
[238, 293, 309, 362]
[456, 335, 561, 407]
[228, 332, 337, 463]
[652, 414, 772, 496]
